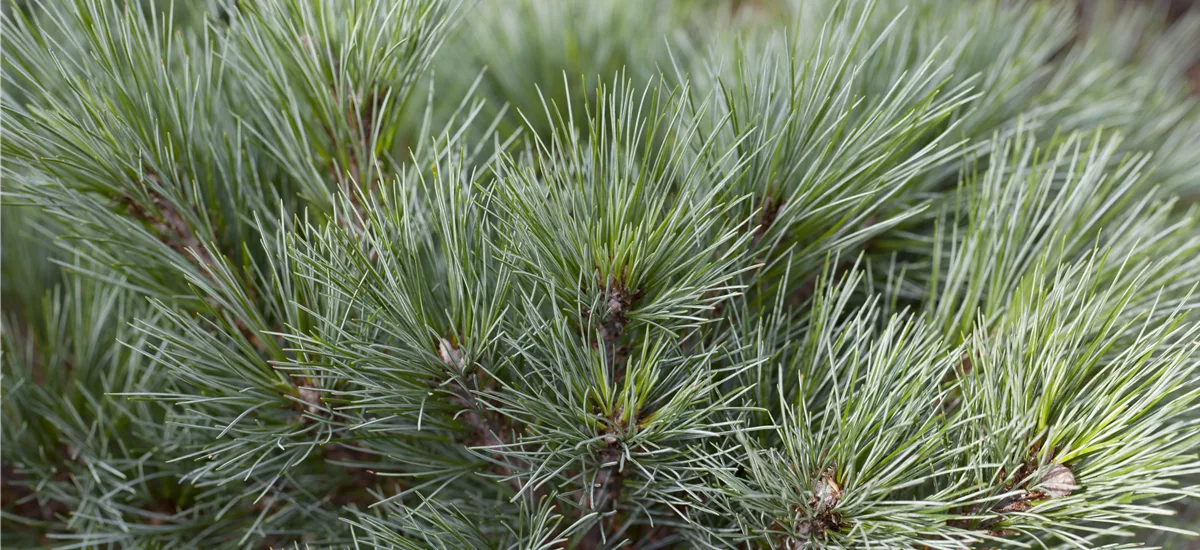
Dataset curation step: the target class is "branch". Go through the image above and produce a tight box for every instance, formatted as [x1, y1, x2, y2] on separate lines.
[578, 274, 641, 549]
[438, 337, 533, 499]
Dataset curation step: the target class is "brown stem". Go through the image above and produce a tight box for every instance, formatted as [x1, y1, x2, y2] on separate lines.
[578, 275, 641, 549]
[439, 338, 533, 499]
[577, 436, 627, 550]
[750, 194, 783, 251]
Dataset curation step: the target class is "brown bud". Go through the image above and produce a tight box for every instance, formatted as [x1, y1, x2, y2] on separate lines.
[298, 386, 322, 415]
[438, 337, 465, 372]
[811, 468, 842, 513]
[1037, 464, 1076, 498]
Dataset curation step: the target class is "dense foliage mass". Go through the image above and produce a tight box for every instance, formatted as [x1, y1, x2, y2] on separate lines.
[4, 0, 1200, 548]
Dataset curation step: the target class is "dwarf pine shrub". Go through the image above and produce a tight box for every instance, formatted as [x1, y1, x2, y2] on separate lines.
[4, 0, 1200, 548]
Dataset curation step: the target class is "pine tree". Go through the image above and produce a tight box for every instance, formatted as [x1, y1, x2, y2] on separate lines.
[4, 0, 1200, 548]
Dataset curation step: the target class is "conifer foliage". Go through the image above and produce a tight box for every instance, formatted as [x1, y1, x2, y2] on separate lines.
[4, 0, 1200, 548]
